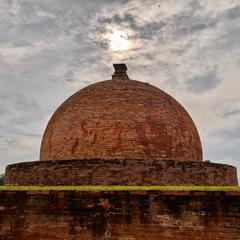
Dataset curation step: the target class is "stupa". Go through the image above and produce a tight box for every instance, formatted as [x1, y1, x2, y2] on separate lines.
[4, 64, 238, 186]
[1, 64, 240, 240]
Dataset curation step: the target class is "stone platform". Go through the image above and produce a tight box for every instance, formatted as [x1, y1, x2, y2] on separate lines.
[0, 190, 240, 239]
[5, 159, 238, 186]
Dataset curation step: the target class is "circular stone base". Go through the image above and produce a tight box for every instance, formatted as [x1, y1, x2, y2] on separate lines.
[4, 159, 238, 186]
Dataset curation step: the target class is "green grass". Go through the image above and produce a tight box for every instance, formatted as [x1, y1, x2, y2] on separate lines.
[0, 186, 239, 191]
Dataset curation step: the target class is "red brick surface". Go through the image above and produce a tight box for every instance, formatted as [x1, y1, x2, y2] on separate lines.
[40, 76, 202, 162]
[5, 159, 238, 186]
[0, 190, 239, 239]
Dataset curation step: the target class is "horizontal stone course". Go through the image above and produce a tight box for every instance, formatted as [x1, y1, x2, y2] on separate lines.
[5, 159, 238, 186]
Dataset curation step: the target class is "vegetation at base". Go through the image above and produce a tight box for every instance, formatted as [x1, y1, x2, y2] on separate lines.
[0, 185, 239, 191]
[0, 174, 4, 186]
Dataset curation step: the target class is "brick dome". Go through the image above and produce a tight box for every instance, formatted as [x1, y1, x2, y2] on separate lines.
[40, 64, 202, 162]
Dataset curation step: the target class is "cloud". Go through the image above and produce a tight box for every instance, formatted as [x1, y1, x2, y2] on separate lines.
[186, 70, 220, 93]
[224, 5, 240, 20]
[0, 137, 20, 150]
[212, 125, 240, 141]
[223, 109, 240, 118]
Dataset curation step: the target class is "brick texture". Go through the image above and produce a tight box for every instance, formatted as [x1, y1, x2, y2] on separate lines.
[5, 159, 238, 186]
[0, 190, 239, 240]
[40, 77, 202, 162]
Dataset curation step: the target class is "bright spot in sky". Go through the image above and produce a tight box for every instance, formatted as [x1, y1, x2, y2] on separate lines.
[109, 30, 129, 51]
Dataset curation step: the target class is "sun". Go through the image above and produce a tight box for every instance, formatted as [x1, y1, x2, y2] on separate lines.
[109, 30, 129, 51]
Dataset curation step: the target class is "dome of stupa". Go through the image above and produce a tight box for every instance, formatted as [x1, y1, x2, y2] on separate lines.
[40, 64, 202, 162]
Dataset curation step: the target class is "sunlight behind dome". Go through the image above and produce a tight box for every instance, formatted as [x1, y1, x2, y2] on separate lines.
[109, 30, 129, 51]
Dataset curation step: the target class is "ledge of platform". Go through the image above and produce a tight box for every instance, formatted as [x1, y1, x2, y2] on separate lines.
[4, 158, 238, 186]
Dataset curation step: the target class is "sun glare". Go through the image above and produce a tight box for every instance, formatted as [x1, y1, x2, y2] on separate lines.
[109, 30, 129, 51]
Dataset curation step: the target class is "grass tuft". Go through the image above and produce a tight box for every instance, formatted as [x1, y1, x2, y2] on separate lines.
[0, 186, 239, 191]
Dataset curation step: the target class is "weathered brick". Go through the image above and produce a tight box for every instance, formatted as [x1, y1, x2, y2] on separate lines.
[5, 159, 238, 186]
[0, 191, 239, 239]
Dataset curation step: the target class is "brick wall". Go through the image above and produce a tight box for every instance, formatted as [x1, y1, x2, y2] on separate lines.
[40, 78, 202, 162]
[5, 159, 238, 186]
[0, 190, 239, 239]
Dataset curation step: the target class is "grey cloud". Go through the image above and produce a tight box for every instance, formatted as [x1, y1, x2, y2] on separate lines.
[186, 71, 220, 93]
[0, 125, 42, 138]
[167, 4, 219, 40]
[176, 20, 217, 36]
[63, 69, 75, 83]
[217, 24, 240, 50]
[143, 1, 217, 40]
[0, 0, 115, 48]
[98, 13, 137, 27]
[0, 93, 42, 122]
[97, 12, 167, 40]
[223, 109, 240, 118]
[96, 1, 218, 43]
[224, 6, 240, 20]
[136, 21, 167, 40]
[0, 137, 20, 149]
[208, 5, 240, 52]
[211, 126, 240, 141]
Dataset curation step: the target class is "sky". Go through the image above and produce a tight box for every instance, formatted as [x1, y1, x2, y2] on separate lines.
[0, 0, 240, 181]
